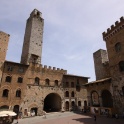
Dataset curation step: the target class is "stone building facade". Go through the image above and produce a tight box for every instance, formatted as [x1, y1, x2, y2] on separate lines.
[85, 17, 124, 115]
[0, 9, 88, 116]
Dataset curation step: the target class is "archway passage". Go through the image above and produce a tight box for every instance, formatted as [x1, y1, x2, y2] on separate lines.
[101, 90, 113, 107]
[44, 93, 61, 112]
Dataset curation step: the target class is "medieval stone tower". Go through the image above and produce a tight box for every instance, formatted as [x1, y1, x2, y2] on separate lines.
[0, 31, 10, 82]
[21, 9, 44, 65]
[103, 17, 124, 111]
[93, 49, 110, 80]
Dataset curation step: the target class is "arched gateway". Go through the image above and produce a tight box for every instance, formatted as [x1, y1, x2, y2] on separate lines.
[101, 90, 113, 107]
[43, 93, 61, 112]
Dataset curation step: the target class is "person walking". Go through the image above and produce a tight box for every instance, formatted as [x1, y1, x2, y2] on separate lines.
[16, 115, 19, 123]
[94, 114, 96, 121]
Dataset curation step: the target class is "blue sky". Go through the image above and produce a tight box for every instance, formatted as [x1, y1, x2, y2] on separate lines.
[0, 0, 124, 82]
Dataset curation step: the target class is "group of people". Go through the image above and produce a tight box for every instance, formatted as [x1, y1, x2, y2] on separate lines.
[0, 116, 14, 124]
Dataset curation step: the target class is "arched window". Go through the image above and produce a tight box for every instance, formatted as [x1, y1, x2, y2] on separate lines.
[5, 76, 12, 83]
[16, 90, 21, 97]
[45, 79, 50, 86]
[17, 77, 23, 83]
[91, 91, 99, 106]
[78, 101, 81, 106]
[55, 80, 58, 86]
[71, 101, 75, 107]
[65, 91, 69, 97]
[2, 89, 9, 97]
[71, 91, 74, 97]
[35, 77, 39, 85]
[65, 82, 69, 87]
[119, 61, 124, 72]
[115, 42, 121, 52]
[71, 82, 74, 87]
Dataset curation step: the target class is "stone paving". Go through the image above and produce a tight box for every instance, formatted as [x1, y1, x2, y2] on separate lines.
[12, 112, 124, 124]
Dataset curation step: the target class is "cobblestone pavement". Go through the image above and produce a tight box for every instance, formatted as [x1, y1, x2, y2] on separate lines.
[12, 112, 124, 124]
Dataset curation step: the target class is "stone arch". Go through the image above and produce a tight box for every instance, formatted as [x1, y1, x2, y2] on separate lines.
[101, 89, 113, 107]
[1, 85, 11, 90]
[43, 93, 61, 112]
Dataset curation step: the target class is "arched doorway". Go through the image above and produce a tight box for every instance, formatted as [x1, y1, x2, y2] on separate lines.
[13, 105, 19, 115]
[71, 101, 75, 111]
[65, 101, 69, 111]
[44, 93, 61, 112]
[31, 107, 38, 116]
[101, 90, 113, 107]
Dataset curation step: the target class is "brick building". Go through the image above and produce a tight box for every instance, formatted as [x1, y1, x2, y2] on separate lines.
[0, 9, 88, 116]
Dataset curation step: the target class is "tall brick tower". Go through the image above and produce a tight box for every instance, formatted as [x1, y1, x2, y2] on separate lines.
[0, 31, 10, 82]
[103, 17, 124, 112]
[21, 9, 44, 65]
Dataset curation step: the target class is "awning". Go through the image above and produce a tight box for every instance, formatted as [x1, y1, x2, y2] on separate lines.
[0, 111, 17, 117]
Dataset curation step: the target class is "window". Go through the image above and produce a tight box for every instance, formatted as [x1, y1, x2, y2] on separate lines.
[55, 80, 58, 86]
[17, 77, 23, 83]
[71, 91, 74, 97]
[119, 61, 124, 72]
[71, 82, 74, 88]
[5, 76, 12, 83]
[65, 82, 69, 87]
[16, 90, 21, 97]
[18, 67, 24, 73]
[78, 101, 81, 106]
[7, 66, 13, 71]
[35, 77, 39, 85]
[2, 89, 9, 97]
[45, 79, 50, 86]
[115, 42, 121, 52]
[65, 91, 69, 97]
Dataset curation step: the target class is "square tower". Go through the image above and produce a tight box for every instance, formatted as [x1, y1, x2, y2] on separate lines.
[21, 9, 44, 65]
[93, 49, 110, 80]
[103, 17, 124, 78]
[0, 31, 10, 82]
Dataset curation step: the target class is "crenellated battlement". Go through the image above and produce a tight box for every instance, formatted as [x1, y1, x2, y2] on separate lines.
[29, 63, 67, 74]
[102, 16, 124, 41]
[42, 65, 67, 73]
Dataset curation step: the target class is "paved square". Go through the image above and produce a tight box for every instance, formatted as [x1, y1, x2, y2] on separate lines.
[12, 112, 124, 124]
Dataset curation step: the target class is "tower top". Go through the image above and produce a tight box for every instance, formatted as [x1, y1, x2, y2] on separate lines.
[30, 9, 42, 18]
[102, 16, 124, 41]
